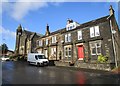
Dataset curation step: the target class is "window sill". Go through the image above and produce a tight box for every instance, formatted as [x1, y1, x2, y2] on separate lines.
[50, 43, 58, 46]
[88, 36, 103, 41]
[63, 42, 73, 45]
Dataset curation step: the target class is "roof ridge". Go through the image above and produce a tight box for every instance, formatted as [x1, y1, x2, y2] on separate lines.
[80, 15, 109, 25]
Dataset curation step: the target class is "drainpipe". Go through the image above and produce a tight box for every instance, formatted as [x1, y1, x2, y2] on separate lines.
[109, 19, 117, 67]
[56, 42, 58, 61]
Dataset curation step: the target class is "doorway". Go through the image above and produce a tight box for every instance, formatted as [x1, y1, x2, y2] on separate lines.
[78, 45, 84, 60]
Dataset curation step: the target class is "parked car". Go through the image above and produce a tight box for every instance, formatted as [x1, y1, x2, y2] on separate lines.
[1, 56, 10, 61]
[27, 53, 49, 67]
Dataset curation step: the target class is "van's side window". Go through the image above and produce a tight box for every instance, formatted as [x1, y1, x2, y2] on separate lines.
[35, 55, 38, 60]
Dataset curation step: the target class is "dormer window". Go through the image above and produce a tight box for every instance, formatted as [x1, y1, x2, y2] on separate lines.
[68, 27, 69, 30]
[70, 26, 72, 30]
[73, 25, 75, 28]
[66, 19, 79, 31]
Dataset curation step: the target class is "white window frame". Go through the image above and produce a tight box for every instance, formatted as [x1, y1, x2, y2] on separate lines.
[45, 50, 48, 58]
[66, 22, 78, 31]
[51, 48, 54, 55]
[96, 42, 101, 55]
[78, 30, 82, 40]
[95, 26, 100, 36]
[68, 33, 71, 42]
[65, 34, 68, 42]
[70, 26, 72, 30]
[46, 39, 48, 45]
[90, 26, 100, 38]
[90, 27, 95, 38]
[51, 47, 56, 55]
[65, 33, 71, 42]
[90, 43, 96, 55]
[68, 47, 71, 57]
[52, 36, 56, 43]
[64, 47, 71, 58]
[90, 41, 101, 55]
[39, 40, 42, 46]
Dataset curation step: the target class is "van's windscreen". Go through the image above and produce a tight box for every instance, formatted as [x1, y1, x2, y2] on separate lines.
[37, 55, 46, 59]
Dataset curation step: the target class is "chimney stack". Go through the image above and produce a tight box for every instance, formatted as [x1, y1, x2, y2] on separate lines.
[67, 18, 73, 24]
[45, 24, 50, 36]
[109, 5, 114, 16]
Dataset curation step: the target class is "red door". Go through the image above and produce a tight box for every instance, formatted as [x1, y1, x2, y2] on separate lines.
[78, 45, 84, 60]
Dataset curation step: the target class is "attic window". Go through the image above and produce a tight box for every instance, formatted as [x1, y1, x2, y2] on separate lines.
[73, 25, 75, 28]
[67, 27, 69, 31]
[70, 26, 72, 30]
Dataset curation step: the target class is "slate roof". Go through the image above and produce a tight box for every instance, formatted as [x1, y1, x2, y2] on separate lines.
[62, 15, 110, 33]
[40, 28, 66, 38]
[77, 15, 109, 29]
[39, 15, 110, 39]
[23, 30, 43, 39]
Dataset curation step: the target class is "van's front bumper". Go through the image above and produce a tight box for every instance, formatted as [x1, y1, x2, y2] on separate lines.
[43, 61, 49, 66]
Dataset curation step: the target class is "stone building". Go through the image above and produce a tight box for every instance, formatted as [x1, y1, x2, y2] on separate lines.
[36, 5, 120, 69]
[15, 25, 42, 56]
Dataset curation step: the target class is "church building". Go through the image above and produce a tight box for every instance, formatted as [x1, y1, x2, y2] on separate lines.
[15, 24, 42, 57]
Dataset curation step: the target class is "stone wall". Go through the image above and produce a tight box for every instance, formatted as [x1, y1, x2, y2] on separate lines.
[55, 61, 70, 67]
[55, 61, 112, 71]
[75, 62, 111, 71]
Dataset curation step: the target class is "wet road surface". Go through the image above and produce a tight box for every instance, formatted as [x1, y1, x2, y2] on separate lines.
[2, 61, 120, 85]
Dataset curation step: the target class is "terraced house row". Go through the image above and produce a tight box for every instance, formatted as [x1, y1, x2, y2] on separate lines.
[15, 5, 120, 70]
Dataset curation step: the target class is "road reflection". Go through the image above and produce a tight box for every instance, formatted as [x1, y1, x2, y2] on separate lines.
[76, 71, 86, 84]
[2, 61, 120, 84]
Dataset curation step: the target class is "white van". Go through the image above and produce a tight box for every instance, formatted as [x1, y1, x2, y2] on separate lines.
[27, 53, 49, 66]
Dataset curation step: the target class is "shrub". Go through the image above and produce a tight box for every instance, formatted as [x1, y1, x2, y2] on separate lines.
[97, 54, 108, 63]
[83, 57, 86, 62]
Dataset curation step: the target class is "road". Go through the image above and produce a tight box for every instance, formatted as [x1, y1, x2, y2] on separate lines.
[1, 61, 120, 85]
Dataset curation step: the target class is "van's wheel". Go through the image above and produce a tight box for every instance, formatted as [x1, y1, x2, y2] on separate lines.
[28, 61, 30, 65]
[41, 63, 44, 67]
[37, 63, 40, 67]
